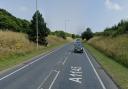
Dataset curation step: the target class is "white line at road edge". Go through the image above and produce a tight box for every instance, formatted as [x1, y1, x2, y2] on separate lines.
[84, 49, 106, 89]
[49, 71, 60, 89]
[0, 44, 66, 81]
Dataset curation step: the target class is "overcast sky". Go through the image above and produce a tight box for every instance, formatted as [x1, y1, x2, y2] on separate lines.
[0, 0, 128, 34]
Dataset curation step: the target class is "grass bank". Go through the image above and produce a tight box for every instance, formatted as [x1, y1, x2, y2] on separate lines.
[84, 43, 128, 89]
[0, 31, 72, 71]
[88, 34, 128, 67]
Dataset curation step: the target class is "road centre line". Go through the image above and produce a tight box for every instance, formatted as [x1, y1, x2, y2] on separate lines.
[48, 71, 60, 89]
[62, 52, 71, 65]
[37, 70, 53, 89]
[37, 69, 60, 89]
[84, 49, 106, 89]
[62, 57, 68, 65]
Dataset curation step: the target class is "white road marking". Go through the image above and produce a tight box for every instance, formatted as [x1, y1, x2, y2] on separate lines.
[53, 70, 58, 73]
[0, 45, 65, 81]
[62, 52, 71, 65]
[69, 66, 83, 84]
[37, 70, 60, 89]
[37, 70, 53, 89]
[84, 49, 106, 89]
[62, 57, 68, 65]
[69, 78, 82, 84]
[49, 71, 60, 89]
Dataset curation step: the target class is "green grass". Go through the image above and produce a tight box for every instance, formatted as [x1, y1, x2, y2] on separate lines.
[84, 43, 128, 89]
[0, 31, 72, 71]
[0, 40, 70, 72]
[88, 35, 128, 67]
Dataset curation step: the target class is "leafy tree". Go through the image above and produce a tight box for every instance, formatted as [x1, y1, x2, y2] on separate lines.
[53, 31, 66, 39]
[81, 28, 93, 40]
[0, 8, 30, 33]
[28, 10, 50, 45]
[71, 34, 76, 39]
[102, 20, 128, 37]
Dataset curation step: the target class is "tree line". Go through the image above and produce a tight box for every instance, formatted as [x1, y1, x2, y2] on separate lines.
[0, 8, 78, 46]
[81, 19, 128, 41]
[0, 9, 50, 46]
[94, 20, 128, 37]
[51, 31, 80, 39]
[0, 9, 30, 33]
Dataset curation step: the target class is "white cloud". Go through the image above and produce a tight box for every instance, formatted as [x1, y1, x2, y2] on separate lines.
[105, 0, 122, 11]
[19, 6, 29, 12]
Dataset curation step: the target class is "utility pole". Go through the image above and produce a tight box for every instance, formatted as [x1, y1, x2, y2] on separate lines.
[65, 19, 69, 32]
[65, 19, 70, 33]
[65, 19, 67, 32]
[36, 0, 39, 48]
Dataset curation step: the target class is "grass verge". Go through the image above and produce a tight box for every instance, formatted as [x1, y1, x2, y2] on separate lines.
[0, 41, 70, 72]
[84, 43, 128, 89]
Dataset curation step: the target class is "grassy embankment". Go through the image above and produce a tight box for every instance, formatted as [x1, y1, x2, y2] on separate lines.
[84, 34, 128, 89]
[0, 31, 72, 71]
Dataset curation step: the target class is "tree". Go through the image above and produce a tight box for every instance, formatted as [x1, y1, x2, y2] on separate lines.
[71, 34, 76, 39]
[53, 31, 66, 39]
[81, 28, 93, 40]
[0, 8, 30, 33]
[28, 10, 50, 45]
[59, 31, 66, 39]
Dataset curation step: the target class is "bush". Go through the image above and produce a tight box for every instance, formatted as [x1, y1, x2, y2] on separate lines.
[81, 28, 93, 40]
[88, 35, 128, 67]
[52, 31, 66, 39]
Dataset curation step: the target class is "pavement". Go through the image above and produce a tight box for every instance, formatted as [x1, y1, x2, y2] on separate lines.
[0, 43, 118, 89]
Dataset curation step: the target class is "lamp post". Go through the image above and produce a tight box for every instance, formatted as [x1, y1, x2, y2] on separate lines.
[36, 0, 39, 48]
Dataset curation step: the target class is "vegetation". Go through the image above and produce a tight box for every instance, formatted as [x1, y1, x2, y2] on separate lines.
[84, 17, 128, 89]
[94, 20, 128, 37]
[51, 30, 80, 39]
[84, 43, 128, 89]
[0, 31, 72, 71]
[81, 28, 93, 40]
[71, 34, 76, 39]
[86, 19, 128, 67]
[0, 8, 51, 45]
[0, 8, 73, 71]
[88, 35, 128, 67]
[0, 31, 35, 59]
[0, 8, 30, 33]
[28, 10, 50, 45]
[51, 31, 67, 39]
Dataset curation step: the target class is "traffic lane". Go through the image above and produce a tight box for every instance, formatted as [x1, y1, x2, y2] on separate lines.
[51, 51, 103, 89]
[85, 49, 118, 89]
[0, 43, 72, 89]
[0, 43, 71, 78]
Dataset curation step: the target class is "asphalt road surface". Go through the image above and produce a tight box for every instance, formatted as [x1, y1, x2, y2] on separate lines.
[0, 43, 118, 89]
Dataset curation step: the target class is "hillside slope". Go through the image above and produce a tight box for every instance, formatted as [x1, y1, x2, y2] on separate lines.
[0, 31, 71, 59]
[88, 34, 128, 67]
[0, 31, 72, 71]
[0, 8, 30, 32]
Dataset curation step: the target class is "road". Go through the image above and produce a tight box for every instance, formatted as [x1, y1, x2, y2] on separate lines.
[0, 43, 118, 89]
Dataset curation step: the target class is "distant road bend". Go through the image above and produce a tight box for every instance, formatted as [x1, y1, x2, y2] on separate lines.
[0, 43, 118, 89]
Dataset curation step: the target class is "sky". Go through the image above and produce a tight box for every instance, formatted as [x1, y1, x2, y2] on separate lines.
[0, 0, 128, 34]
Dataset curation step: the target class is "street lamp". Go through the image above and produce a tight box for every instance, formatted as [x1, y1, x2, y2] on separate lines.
[36, 0, 39, 48]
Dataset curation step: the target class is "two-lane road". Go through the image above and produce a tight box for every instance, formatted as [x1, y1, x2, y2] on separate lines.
[0, 43, 118, 89]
